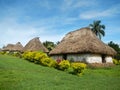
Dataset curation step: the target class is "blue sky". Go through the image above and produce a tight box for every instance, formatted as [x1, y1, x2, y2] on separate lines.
[0, 0, 120, 48]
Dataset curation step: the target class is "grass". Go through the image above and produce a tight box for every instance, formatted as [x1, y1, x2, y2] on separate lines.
[0, 54, 120, 90]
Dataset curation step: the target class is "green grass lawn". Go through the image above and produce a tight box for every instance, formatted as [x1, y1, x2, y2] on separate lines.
[0, 54, 120, 90]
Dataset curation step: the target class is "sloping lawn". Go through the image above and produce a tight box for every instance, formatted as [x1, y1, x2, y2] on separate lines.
[0, 54, 120, 90]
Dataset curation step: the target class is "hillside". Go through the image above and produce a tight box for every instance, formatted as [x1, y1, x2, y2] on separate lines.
[0, 55, 120, 90]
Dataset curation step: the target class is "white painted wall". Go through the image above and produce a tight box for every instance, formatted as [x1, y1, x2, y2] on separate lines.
[50, 54, 113, 63]
[50, 55, 63, 60]
[105, 56, 113, 63]
[67, 54, 102, 63]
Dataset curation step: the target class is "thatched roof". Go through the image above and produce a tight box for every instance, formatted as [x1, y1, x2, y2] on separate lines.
[3, 42, 23, 52]
[13, 42, 23, 51]
[3, 44, 15, 51]
[49, 27, 116, 56]
[23, 37, 48, 52]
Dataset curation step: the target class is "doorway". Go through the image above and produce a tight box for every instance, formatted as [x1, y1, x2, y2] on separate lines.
[63, 54, 67, 60]
[102, 55, 106, 63]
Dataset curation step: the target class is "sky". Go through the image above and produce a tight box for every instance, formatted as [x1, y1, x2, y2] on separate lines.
[0, 0, 120, 48]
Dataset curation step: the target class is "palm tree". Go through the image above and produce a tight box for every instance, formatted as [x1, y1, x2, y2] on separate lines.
[89, 20, 105, 39]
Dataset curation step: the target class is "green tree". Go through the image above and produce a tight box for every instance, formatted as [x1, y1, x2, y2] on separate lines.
[108, 41, 120, 60]
[89, 20, 105, 39]
[43, 41, 56, 51]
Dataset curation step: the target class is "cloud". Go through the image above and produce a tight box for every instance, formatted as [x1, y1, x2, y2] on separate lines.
[80, 4, 120, 19]
[0, 14, 71, 48]
[61, 0, 97, 12]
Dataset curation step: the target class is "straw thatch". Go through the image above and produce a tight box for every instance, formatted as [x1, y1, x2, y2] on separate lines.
[13, 42, 23, 51]
[50, 27, 116, 56]
[3, 44, 15, 51]
[23, 37, 48, 52]
[3, 42, 23, 52]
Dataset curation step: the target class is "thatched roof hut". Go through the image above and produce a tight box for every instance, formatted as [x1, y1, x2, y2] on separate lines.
[50, 27, 116, 56]
[3, 42, 23, 52]
[13, 42, 23, 51]
[50, 27, 116, 63]
[3, 44, 15, 51]
[23, 37, 48, 53]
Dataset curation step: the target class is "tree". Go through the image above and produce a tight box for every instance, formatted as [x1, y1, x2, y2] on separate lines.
[108, 41, 120, 53]
[89, 20, 105, 39]
[108, 41, 120, 60]
[43, 41, 56, 51]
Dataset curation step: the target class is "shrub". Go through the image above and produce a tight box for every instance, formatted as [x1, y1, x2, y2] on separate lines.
[41, 58, 57, 67]
[71, 62, 86, 76]
[113, 59, 120, 65]
[13, 52, 22, 58]
[22, 51, 36, 62]
[34, 52, 48, 64]
[56, 58, 62, 64]
[58, 60, 70, 71]
[0, 51, 6, 55]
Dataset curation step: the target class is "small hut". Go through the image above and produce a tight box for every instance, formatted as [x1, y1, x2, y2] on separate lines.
[3, 44, 15, 51]
[2, 42, 23, 52]
[49, 27, 116, 63]
[23, 37, 48, 53]
[13, 42, 23, 52]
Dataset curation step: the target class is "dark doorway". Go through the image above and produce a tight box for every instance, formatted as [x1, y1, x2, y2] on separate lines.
[102, 55, 106, 63]
[63, 54, 67, 60]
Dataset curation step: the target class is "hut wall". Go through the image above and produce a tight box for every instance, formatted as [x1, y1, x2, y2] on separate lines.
[67, 54, 102, 63]
[51, 54, 113, 63]
[105, 56, 113, 63]
[51, 55, 63, 60]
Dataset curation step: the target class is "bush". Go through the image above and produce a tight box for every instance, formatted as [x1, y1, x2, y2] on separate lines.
[13, 52, 22, 58]
[0, 51, 6, 55]
[71, 62, 86, 76]
[22, 51, 35, 62]
[34, 52, 48, 64]
[58, 60, 70, 71]
[113, 59, 120, 65]
[22, 51, 57, 68]
[41, 58, 57, 67]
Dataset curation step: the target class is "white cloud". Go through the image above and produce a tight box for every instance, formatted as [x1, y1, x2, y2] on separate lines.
[80, 4, 120, 19]
[0, 15, 70, 48]
[61, 0, 97, 12]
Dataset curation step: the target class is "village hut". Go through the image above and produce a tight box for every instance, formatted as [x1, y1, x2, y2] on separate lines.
[49, 27, 116, 63]
[23, 37, 48, 53]
[13, 42, 23, 52]
[2, 42, 23, 52]
[3, 44, 15, 51]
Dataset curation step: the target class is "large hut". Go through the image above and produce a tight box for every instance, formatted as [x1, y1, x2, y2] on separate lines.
[3, 42, 23, 52]
[49, 27, 116, 63]
[23, 37, 48, 53]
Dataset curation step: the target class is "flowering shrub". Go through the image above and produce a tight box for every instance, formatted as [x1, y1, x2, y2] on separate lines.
[58, 60, 70, 71]
[71, 62, 86, 76]
[22, 51, 87, 76]
[34, 52, 48, 64]
[113, 59, 120, 65]
[22, 51, 57, 68]
[22, 51, 35, 62]
[56, 58, 62, 64]
[41, 58, 57, 67]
